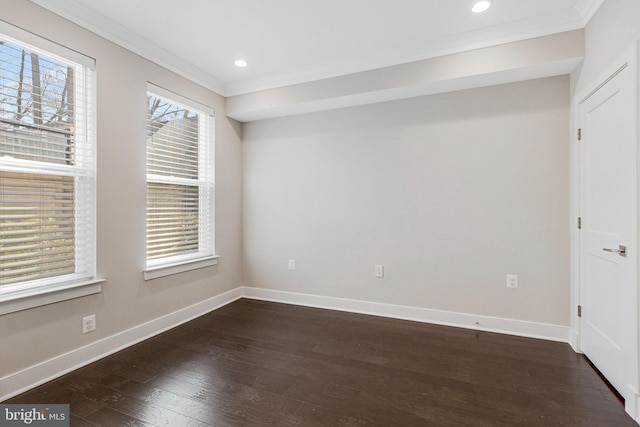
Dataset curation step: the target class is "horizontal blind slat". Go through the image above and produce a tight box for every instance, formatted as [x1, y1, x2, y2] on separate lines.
[1, 171, 78, 285]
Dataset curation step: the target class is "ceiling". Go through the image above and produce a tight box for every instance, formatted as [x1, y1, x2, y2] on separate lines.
[30, 0, 602, 97]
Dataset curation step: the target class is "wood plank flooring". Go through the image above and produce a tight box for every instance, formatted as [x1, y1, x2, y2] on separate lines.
[5, 298, 636, 426]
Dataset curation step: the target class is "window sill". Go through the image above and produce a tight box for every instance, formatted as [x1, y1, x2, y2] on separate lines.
[144, 255, 219, 281]
[0, 279, 105, 316]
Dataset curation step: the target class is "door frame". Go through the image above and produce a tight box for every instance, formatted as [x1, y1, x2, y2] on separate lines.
[571, 41, 640, 420]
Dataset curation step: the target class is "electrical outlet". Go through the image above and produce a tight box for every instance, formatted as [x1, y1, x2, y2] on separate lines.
[375, 265, 384, 278]
[288, 259, 296, 270]
[83, 314, 96, 334]
[506, 274, 518, 289]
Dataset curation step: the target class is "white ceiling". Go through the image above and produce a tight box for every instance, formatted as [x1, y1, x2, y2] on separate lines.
[30, 0, 602, 97]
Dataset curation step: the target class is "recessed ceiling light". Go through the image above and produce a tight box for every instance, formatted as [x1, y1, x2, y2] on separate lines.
[234, 59, 248, 68]
[472, 0, 491, 13]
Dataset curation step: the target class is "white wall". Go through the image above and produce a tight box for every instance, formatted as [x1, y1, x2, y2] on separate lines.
[243, 76, 570, 327]
[0, 0, 243, 394]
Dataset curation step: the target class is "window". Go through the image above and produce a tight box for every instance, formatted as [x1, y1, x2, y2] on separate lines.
[145, 84, 215, 279]
[0, 23, 99, 314]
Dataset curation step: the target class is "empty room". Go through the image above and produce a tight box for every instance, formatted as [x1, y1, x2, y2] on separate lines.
[1, 0, 640, 425]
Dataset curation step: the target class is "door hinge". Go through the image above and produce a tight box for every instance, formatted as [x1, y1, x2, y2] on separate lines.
[578, 128, 582, 141]
[578, 217, 582, 229]
[578, 305, 582, 317]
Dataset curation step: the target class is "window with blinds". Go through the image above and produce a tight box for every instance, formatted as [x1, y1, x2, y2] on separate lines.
[0, 31, 96, 294]
[146, 85, 214, 270]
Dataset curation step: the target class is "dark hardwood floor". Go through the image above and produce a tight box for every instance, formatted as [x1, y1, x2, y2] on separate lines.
[5, 298, 636, 426]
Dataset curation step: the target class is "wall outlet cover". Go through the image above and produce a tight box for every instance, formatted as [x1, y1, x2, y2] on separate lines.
[83, 314, 96, 334]
[375, 265, 384, 278]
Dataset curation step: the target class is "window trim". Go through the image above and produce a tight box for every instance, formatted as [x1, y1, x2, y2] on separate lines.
[143, 255, 219, 281]
[144, 83, 216, 280]
[0, 22, 100, 315]
[0, 21, 94, 69]
[0, 278, 104, 316]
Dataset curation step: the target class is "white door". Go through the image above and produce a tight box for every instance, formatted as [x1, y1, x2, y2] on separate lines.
[579, 53, 638, 408]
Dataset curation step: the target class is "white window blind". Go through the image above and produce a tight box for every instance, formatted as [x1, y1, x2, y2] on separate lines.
[146, 84, 214, 270]
[0, 29, 96, 294]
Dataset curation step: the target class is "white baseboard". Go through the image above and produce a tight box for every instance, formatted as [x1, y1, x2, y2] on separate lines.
[241, 287, 571, 343]
[569, 328, 581, 353]
[0, 287, 242, 402]
[626, 388, 640, 423]
[1, 285, 573, 402]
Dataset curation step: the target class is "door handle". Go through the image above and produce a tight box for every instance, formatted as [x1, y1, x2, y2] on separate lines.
[602, 245, 627, 257]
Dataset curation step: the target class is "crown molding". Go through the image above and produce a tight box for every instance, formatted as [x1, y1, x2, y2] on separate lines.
[29, 0, 597, 97]
[28, 0, 226, 96]
[575, 0, 605, 25]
